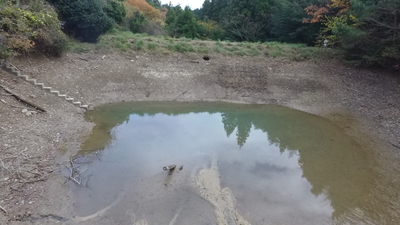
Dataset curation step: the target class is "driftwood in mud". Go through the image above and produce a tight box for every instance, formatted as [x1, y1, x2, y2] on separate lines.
[66, 158, 89, 187]
[0, 84, 46, 112]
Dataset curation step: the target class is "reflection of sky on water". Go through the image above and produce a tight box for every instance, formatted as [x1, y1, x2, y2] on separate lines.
[94, 112, 333, 223]
[219, 128, 333, 224]
[78, 102, 388, 224]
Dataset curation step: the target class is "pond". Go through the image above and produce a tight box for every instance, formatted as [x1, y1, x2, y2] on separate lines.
[67, 102, 397, 224]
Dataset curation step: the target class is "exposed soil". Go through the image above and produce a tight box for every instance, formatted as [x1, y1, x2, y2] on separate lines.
[0, 52, 399, 224]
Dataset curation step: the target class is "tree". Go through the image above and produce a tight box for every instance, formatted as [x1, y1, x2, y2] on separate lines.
[48, 0, 113, 42]
[222, 0, 271, 42]
[145, 0, 161, 9]
[303, 0, 400, 67]
[165, 6, 199, 38]
[129, 11, 148, 33]
[270, 0, 321, 44]
[336, 0, 400, 67]
[104, 0, 127, 24]
[303, 0, 351, 46]
[126, 0, 161, 21]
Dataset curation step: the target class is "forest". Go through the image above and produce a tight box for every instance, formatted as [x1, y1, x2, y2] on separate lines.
[0, 0, 399, 68]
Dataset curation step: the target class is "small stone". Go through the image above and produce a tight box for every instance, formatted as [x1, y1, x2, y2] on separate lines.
[30, 111, 38, 115]
[102, 55, 106, 60]
[26, 111, 32, 116]
[163, 165, 176, 171]
[130, 60, 134, 62]
[29, 95, 36, 98]
[22, 109, 28, 113]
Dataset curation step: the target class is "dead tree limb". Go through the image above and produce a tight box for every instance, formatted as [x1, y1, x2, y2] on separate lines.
[0, 84, 46, 112]
[184, 60, 200, 63]
[390, 142, 400, 149]
[0, 205, 7, 214]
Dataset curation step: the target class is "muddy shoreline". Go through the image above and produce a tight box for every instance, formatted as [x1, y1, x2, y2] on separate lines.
[0, 52, 399, 224]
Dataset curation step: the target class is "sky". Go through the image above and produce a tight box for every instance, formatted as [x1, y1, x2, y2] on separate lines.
[160, 0, 204, 9]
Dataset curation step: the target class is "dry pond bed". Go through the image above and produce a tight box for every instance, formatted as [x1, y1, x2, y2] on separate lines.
[0, 53, 399, 224]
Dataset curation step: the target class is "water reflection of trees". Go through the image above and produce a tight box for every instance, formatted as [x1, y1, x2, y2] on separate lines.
[82, 102, 387, 223]
[221, 113, 252, 147]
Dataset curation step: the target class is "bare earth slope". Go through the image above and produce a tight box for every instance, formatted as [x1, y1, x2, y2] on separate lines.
[0, 53, 399, 224]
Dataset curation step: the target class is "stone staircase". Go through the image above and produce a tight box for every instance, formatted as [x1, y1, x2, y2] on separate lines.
[0, 59, 88, 109]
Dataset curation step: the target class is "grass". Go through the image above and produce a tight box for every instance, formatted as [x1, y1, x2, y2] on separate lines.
[66, 29, 340, 61]
[147, 42, 157, 50]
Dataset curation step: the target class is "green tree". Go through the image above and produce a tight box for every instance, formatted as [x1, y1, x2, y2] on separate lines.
[165, 6, 199, 38]
[270, 0, 321, 44]
[129, 11, 148, 33]
[145, 0, 161, 9]
[222, 0, 271, 41]
[48, 0, 113, 42]
[104, 0, 126, 24]
[334, 0, 400, 67]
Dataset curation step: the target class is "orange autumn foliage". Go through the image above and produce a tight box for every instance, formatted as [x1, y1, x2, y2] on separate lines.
[303, 0, 350, 23]
[329, 0, 350, 15]
[125, 0, 163, 20]
[303, 5, 329, 23]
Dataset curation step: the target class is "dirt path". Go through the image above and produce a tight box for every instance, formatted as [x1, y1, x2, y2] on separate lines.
[0, 52, 399, 224]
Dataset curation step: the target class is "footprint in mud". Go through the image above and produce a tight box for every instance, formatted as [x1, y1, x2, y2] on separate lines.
[194, 155, 251, 225]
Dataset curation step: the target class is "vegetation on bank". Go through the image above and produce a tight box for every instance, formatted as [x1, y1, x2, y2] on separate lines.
[66, 29, 339, 61]
[0, 0, 399, 68]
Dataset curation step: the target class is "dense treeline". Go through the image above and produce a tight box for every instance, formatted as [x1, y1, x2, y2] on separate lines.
[0, 0, 399, 68]
[192, 0, 400, 67]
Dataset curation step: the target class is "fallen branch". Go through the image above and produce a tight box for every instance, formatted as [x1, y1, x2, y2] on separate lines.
[78, 57, 89, 62]
[67, 158, 82, 186]
[0, 158, 12, 175]
[0, 205, 7, 214]
[19, 178, 48, 184]
[389, 142, 400, 149]
[184, 60, 200, 63]
[0, 84, 46, 112]
[172, 90, 188, 101]
[10, 104, 28, 110]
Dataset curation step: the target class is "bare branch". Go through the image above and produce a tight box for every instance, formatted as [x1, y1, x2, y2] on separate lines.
[371, 19, 400, 30]
[0, 205, 7, 214]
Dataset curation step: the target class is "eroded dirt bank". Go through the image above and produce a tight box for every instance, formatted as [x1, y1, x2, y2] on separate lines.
[0, 52, 399, 224]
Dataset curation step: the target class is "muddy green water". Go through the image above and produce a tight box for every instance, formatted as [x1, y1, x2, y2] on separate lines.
[72, 102, 397, 225]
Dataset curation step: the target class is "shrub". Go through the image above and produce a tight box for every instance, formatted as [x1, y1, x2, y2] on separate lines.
[0, 1, 67, 58]
[129, 11, 148, 33]
[135, 40, 144, 50]
[141, 21, 166, 36]
[48, 0, 113, 42]
[104, 0, 126, 24]
[147, 42, 157, 50]
[167, 43, 195, 53]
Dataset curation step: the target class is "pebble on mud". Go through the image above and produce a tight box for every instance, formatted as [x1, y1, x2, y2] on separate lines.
[163, 165, 176, 171]
[21, 109, 28, 113]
